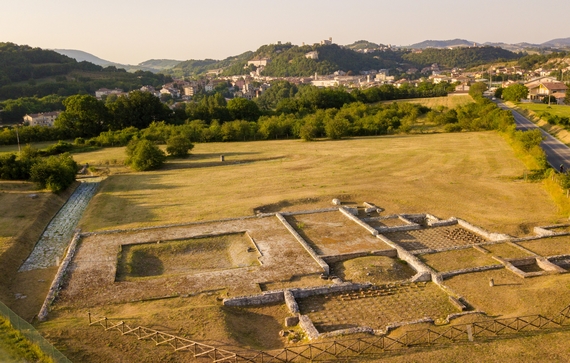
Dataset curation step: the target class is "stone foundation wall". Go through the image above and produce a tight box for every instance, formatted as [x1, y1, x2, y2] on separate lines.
[440, 264, 504, 280]
[284, 290, 299, 314]
[339, 207, 378, 236]
[376, 234, 432, 282]
[38, 231, 82, 321]
[457, 219, 511, 242]
[275, 213, 330, 275]
[223, 291, 284, 307]
[321, 250, 397, 263]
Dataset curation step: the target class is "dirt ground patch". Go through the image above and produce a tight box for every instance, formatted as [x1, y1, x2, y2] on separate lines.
[297, 282, 458, 333]
[286, 211, 391, 255]
[420, 247, 498, 272]
[116, 233, 260, 281]
[382, 225, 488, 251]
[330, 256, 417, 284]
[517, 236, 570, 257]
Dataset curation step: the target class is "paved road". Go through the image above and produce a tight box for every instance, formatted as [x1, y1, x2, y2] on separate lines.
[497, 102, 570, 170]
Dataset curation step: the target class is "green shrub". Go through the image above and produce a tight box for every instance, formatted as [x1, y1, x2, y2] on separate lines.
[125, 139, 166, 171]
[166, 135, 194, 157]
[30, 153, 77, 192]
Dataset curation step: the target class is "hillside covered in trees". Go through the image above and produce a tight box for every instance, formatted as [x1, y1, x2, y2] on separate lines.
[402, 46, 521, 68]
[0, 42, 171, 101]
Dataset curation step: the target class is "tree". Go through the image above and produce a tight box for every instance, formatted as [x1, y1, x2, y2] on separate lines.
[55, 95, 109, 137]
[565, 91, 570, 105]
[468, 82, 487, 98]
[107, 91, 172, 130]
[29, 153, 77, 192]
[125, 139, 166, 171]
[166, 135, 194, 157]
[502, 84, 529, 102]
[227, 98, 261, 121]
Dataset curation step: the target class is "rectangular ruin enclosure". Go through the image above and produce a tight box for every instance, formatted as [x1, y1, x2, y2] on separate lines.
[381, 226, 488, 252]
[297, 282, 458, 333]
[116, 233, 260, 281]
[419, 247, 497, 272]
[517, 237, 570, 257]
[285, 211, 391, 255]
[481, 243, 533, 259]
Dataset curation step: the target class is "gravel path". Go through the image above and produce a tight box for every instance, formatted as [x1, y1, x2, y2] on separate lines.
[19, 180, 99, 272]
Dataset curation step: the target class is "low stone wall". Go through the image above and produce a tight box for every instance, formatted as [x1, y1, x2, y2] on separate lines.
[376, 224, 422, 233]
[339, 207, 379, 236]
[457, 219, 511, 242]
[440, 264, 504, 280]
[299, 315, 320, 340]
[38, 231, 82, 321]
[320, 326, 374, 339]
[223, 291, 284, 307]
[321, 250, 397, 263]
[291, 282, 372, 299]
[281, 208, 339, 216]
[376, 234, 432, 282]
[533, 226, 556, 237]
[284, 290, 299, 314]
[427, 217, 458, 227]
[275, 213, 330, 275]
[536, 257, 567, 273]
[82, 214, 264, 237]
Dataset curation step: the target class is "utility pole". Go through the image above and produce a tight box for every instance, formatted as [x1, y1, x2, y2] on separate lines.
[15, 124, 21, 155]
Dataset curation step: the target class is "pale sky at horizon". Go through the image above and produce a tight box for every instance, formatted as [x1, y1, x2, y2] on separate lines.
[2, 0, 569, 65]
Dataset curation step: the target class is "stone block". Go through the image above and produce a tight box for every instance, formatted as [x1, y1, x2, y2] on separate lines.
[285, 316, 299, 327]
[332, 198, 341, 206]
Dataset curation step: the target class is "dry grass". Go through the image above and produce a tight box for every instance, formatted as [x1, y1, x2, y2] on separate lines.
[0, 181, 77, 319]
[420, 248, 497, 272]
[445, 269, 570, 318]
[330, 256, 416, 284]
[518, 236, 570, 257]
[77, 132, 560, 236]
[380, 95, 474, 109]
[481, 243, 534, 259]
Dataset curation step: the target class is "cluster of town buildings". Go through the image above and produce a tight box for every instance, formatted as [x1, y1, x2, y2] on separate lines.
[22, 51, 570, 126]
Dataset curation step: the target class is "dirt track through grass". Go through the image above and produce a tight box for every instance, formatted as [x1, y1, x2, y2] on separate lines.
[77, 132, 559, 236]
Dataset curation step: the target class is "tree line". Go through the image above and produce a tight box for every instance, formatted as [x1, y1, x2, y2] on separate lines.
[0, 82, 454, 145]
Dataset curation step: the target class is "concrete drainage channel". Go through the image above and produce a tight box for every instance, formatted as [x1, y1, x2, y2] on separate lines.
[19, 179, 100, 272]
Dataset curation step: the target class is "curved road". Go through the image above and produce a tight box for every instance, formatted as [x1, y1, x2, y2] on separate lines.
[497, 102, 570, 170]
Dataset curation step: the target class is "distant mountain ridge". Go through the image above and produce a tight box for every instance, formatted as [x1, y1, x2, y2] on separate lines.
[52, 49, 181, 73]
[405, 37, 570, 50]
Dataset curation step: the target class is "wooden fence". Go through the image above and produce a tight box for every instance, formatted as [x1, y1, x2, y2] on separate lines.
[89, 302, 570, 362]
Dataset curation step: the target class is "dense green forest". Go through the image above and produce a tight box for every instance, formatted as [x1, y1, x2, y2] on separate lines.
[168, 43, 524, 78]
[0, 42, 171, 101]
[402, 46, 521, 68]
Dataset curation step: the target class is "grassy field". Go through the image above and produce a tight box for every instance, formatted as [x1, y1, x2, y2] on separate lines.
[516, 103, 570, 118]
[380, 95, 473, 109]
[75, 132, 559, 236]
[0, 317, 52, 363]
[508, 102, 570, 145]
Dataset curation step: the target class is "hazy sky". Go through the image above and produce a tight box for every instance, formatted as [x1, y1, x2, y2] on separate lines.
[2, 0, 569, 65]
